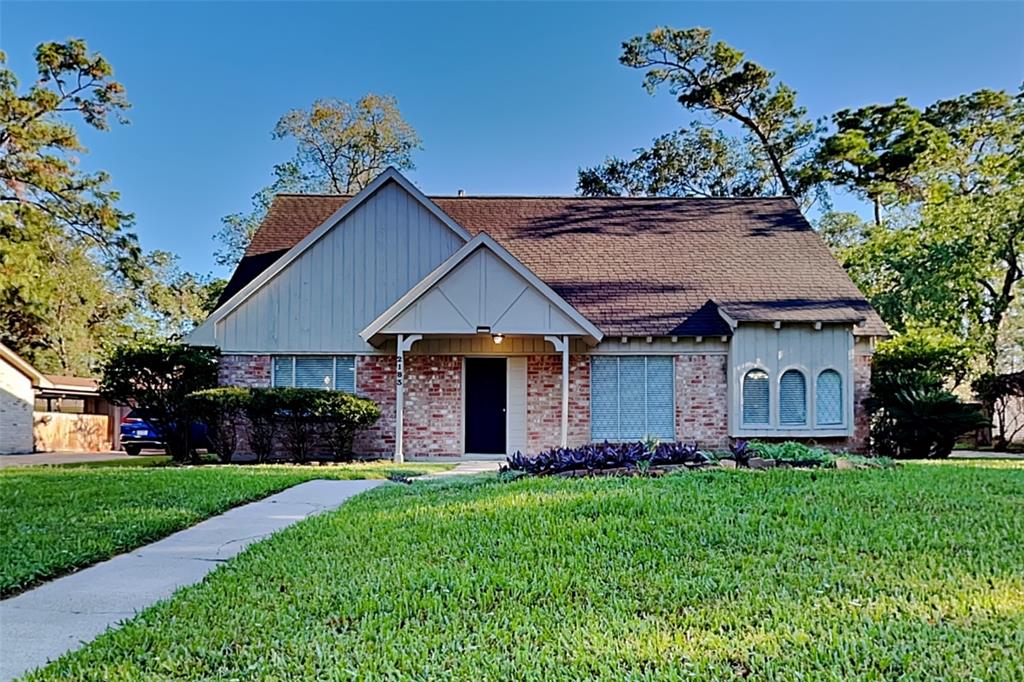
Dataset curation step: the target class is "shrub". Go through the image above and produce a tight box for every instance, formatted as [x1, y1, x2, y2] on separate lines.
[100, 342, 219, 462]
[869, 330, 988, 458]
[243, 389, 282, 464]
[748, 440, 834, 466]
[273, 388, 330, 463]
[972, 371, 1024, 450]
[318, 392, 381, 462]
[872, 328, 975, 390]
[868, 376, 989, 458]
[505, 441, 708, 476]
[185, 388, 249, 463]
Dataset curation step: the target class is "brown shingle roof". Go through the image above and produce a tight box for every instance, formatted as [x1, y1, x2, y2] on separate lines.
[218, 192, 888, 337]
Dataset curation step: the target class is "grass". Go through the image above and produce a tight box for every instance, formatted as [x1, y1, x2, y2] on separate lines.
[0, 461, 451, 596]
[26, 461, 1024, 681]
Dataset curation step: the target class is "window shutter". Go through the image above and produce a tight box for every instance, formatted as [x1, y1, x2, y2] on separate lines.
[816, 370, 842, 425]
[295, 357, 334, 390]
[273, 357, 293, 387]
[590, 357, 619, 441]
[779, 370, 807, 425]
[645, 356, 674, 440]
[742, 370, 770, 425]
[335, 356, 356, 393]
[618, 357, 646, 439]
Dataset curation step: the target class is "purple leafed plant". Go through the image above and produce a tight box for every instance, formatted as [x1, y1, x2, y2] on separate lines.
[505, 440, 708, 476]
[729, 439, 751, 466]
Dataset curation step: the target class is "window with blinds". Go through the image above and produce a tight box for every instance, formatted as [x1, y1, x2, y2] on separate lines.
[742, 369, 770, 425]
[591, 356, 674, 441]
[272, 356, 356, 392]
[779, 369, 807, 426]
[815, 370, 843, 425]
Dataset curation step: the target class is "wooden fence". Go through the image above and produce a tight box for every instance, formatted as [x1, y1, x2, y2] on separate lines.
[33, 412, 112, 452]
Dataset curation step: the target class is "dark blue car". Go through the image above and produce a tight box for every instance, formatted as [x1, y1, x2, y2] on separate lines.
[120, 410, 209, 456]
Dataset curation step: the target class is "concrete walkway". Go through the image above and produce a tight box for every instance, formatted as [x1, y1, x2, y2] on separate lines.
[0, 479, 381, 681]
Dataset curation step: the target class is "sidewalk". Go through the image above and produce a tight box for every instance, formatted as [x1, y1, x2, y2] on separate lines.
[0, 479, 382, 681]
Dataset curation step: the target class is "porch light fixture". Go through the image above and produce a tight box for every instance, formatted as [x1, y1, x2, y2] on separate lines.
[476, 326, 491, 334]
[492, 333, 504, 344]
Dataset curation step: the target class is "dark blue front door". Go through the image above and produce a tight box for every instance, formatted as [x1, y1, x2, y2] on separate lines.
[465, 358, 506, 454]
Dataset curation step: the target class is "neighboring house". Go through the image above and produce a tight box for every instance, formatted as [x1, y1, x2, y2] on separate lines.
[189, 168, 887, 460]
[0, 344, 120, 454]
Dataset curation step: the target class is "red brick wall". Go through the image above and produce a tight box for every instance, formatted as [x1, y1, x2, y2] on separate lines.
[218, 355, 271, 388]
[353, 355, 463, 457]
[405, 356, 462, 456]
[526, 355, 590, 453]
[850, 353, 873, 452]
[675, 354, 730, 451]
[353, 355, 395, 456]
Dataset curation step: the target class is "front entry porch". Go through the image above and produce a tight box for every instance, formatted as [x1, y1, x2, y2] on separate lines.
[357, 232, 603, 463]
[389, 334, 579, 463]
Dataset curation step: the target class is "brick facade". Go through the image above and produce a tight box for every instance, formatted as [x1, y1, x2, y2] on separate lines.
[674, 354, 730, 451]
[850, 353, 873, 452]
[352, 355, 395, 456]
[404, 356, 463, 456]
[526, 355, 590, 453]
[354, 355, 463, 457]
[218, 355, 271, 388]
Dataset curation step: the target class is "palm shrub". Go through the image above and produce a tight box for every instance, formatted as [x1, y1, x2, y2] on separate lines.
[185, 388, 249, 463]
[868, 376, 989, 458]
[244, 389, 282, 463]
[868, 331, 988, 458]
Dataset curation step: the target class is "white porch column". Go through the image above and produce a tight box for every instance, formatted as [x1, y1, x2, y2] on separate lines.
[544, 335, 571, 448]
[394, 334, 422, 463]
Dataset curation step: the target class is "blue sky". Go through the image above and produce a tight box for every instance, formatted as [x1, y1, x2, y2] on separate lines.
[3, 1, 1022, 277]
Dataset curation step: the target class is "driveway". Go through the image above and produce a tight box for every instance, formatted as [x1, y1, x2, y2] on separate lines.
[0, 451, 136, 468]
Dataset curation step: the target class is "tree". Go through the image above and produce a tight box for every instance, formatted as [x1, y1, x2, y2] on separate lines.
[809, 100, 943, 224]
[972, 371, 1024, 450]
[99, 341, 219, 462]
[214, 94, 420, 268]
[826, 89, 1023, 372]
[0, 40, 137, 269]
[578, 122, 775, 197]
[612, 27, 821, 203]
[1, 40, 140, 372]
[139, 250, 225, 338]
[213, 161, 310, 268]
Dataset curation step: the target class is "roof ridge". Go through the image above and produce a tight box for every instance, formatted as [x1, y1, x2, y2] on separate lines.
[273, 192, 796, 201]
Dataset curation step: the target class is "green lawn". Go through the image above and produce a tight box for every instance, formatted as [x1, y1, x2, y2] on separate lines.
[0, 461, 450, 596]
[26, 462, 1024, 681]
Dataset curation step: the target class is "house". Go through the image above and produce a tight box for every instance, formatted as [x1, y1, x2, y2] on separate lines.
[0, 344, 121, 455]
[189, 168, 887, 461]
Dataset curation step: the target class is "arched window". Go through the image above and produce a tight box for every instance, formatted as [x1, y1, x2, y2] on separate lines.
[742, 369, 770, 425]
[779, 370, 807, 426]
[816, 370, 843, 426]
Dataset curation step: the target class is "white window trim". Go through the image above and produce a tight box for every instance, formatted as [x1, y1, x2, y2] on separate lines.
[777, 366, 809, 428]
[270, 355, 358, 392]
[590, 355, 675, 442]
[814, 367, 846, 428]
[734, 364, 851, 437]
[740, 366, 771, 428]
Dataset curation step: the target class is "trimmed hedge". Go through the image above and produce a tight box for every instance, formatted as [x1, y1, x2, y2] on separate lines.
[188, 387, 381, 463]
